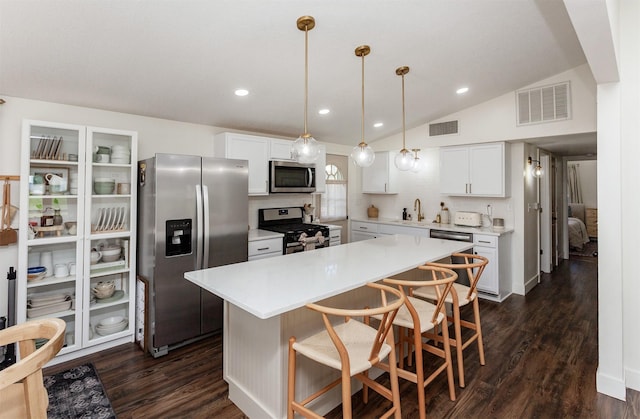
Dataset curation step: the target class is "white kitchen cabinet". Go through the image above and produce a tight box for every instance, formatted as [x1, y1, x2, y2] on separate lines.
[214, 132, 269, 195]
[350, 221, 388, 241]
[18, 120, 137, 364]
[362, 151, 398, 194]
[327, 225, 342, 246]
[378, 223, 430, 237]
[440, 142, 509, 197]
[473, 234, 498, 295]
[473, 233, 511, 301]
[314, 144, 326, 193]
[248, 237, 283, 260]
[269, 138, 294, 161]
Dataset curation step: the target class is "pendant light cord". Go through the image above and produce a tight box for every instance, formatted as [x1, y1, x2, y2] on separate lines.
[401, 72, 406, 151]
[304, 23, 309, 137]
[361, 52, 365, 144]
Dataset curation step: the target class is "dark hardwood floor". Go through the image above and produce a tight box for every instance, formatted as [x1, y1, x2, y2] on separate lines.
[45, 257, 640, 418]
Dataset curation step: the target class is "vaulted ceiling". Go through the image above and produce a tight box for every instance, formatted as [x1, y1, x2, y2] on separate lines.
[0, 1, 590, 152]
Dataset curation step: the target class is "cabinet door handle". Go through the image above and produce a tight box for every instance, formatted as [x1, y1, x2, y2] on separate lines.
[359, 226, 369, 230]
[478, 240, 491, 244]
[257, 247, 269, 251]
[384, 183, 387, 193]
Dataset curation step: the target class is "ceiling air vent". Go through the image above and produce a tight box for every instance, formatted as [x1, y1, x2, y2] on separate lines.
[517, 81, 571, 126]
[429, 120, 458, 136]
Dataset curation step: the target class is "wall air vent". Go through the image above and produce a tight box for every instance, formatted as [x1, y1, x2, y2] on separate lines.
[429, 120, 458, 136]
[517, 81, 571, 126]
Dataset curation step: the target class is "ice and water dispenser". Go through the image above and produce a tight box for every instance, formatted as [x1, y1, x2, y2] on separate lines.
[165, 219, 192, 257]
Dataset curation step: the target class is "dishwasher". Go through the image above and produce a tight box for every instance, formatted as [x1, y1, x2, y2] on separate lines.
[429, 229, 474, 286]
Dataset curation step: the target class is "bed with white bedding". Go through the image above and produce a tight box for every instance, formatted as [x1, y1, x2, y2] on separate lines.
[568, 203, 590, 250]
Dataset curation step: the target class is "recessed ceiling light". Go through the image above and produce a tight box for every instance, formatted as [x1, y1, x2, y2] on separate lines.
[373, 122, 384, 128]
[318, 108, 330, 115]
[234, 89, 249, 96]
[456, 87, 469, 95]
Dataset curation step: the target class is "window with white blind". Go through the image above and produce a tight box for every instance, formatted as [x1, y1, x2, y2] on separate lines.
[318, 154, 348, 221]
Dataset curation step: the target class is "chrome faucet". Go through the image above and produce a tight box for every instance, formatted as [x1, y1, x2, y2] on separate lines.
[414, 198, 424, 222]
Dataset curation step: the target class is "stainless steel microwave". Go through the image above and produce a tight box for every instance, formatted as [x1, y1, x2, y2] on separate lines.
[270, 160, 316, 193]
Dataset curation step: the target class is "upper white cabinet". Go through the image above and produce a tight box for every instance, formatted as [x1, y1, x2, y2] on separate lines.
[314, 144, 326, 193]
[214, 132, 269, 195]
[18, 120, 137, 364]
[269, 138, 295, 161]
[215, 132, 326, 195]
[440, 142, 509, 197]
[362, 151, 398, 194]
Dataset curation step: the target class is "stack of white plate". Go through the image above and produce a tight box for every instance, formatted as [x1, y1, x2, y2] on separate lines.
[95, 316, 128, 336]
[110, 145, 130, 164]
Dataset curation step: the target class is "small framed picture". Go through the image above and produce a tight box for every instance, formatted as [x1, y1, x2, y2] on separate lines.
[30, 166, 69, 194]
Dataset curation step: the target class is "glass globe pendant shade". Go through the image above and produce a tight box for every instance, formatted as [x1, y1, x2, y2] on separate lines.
[351, 142, 375, 167]
[532, 164, 543, 178]
[395, 148, 415, 171]
[291, 134, 320, 164]
[411, 157, 424, 173]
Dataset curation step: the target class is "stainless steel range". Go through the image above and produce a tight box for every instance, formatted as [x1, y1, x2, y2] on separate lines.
[258, 207, 330, 254]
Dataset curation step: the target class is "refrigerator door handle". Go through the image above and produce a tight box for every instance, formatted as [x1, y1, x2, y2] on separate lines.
[195, 184, 204, 270]
[202, 184, 210, 269]
[307, 168, 313, 188]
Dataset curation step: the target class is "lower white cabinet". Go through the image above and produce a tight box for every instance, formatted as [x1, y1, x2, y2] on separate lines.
[327, 225, 342, 246]
[350, 221, 388, 242]
[473, 233, 511, 301]
[248, 231, 283, 260]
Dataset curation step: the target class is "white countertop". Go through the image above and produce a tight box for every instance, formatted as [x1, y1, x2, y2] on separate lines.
[185, 234, 472, 319]
[351, 217, 513, 236]
[248, 229, 284, 241]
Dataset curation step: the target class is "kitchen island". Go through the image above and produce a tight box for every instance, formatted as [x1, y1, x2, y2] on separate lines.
[185, 234, 472, 418]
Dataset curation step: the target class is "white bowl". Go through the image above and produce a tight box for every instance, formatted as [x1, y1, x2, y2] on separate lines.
[101, 246, 121, 262]
[99, 315, 125, 327]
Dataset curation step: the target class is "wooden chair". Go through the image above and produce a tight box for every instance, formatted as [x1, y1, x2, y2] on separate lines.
[414, 253, 489, 388]
[287, 282, 405, 419]
[375, 266, 458, 419]
[0, 318, 66, 418]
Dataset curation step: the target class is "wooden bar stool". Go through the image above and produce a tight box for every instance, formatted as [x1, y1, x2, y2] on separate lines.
[414, 253, 489, 388]
[287, 282, 405, 419]
[375, 266, 458, 419]
[0, 318, 66, 418]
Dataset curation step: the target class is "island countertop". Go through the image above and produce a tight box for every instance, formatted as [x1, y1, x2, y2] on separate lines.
[185, 234, 472, 319]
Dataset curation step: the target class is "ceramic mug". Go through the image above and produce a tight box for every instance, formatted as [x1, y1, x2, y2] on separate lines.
[68, 262, 76, 276]
[54, 263, 69, 278]
[90, 250, 102, 265]
[40, 252, 53, 277]
[117, 183, 131, 194]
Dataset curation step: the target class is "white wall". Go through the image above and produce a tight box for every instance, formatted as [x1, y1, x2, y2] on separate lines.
[618, 0, 640, 394]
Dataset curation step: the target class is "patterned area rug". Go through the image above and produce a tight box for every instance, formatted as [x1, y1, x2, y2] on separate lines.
[44, 363, 116, 419]
[570, 240, 598, 257]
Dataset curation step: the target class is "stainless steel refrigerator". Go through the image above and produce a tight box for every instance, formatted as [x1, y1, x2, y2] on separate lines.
[137, 153, 248, 357]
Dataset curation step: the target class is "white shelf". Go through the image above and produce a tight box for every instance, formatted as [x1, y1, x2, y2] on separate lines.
[26, 235, 78, 246]
[26, 308, 75, 321]
[27, 275, 76, 289]
[30, 159, 79, 166]
[89, 293, 129, 311]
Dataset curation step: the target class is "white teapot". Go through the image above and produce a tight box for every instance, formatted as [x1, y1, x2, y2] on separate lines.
[90, 249, 102, 265]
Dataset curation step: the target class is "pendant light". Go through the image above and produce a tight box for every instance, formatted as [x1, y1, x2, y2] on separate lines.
[394, 66, 415, 171]
[350, 45, 375, 167]
[410, 148, 424, 173]
[291, 16, 320, 164]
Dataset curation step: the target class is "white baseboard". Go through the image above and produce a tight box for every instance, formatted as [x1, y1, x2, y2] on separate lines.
[625, 366, 640, 392]
[524, 274, 539, 294]
[596, 367, 626, 400]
